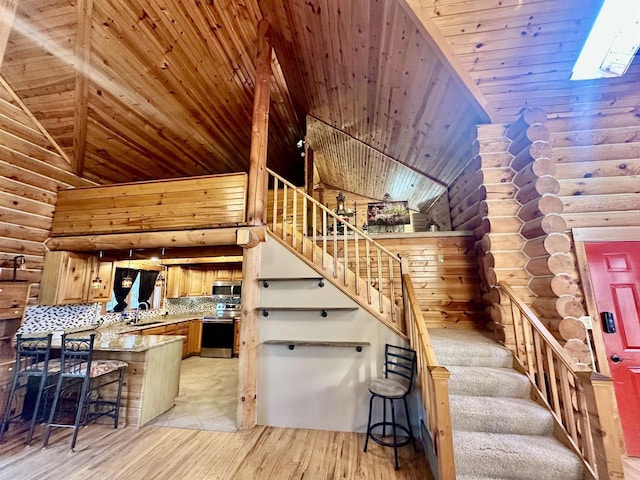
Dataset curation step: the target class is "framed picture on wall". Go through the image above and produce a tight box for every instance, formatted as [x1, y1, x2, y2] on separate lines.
[367, 201, 410, 233]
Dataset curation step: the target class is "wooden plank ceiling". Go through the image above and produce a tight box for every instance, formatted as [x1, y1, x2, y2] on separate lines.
[2, 0, 637, 211]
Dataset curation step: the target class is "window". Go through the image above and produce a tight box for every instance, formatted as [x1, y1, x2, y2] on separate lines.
[572, 0, 640, 80]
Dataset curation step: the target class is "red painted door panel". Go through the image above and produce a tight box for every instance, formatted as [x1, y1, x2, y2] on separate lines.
[585, 241, 640, 456]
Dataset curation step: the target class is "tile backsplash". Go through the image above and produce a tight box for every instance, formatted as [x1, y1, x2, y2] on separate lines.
[17, 296, 232, 335]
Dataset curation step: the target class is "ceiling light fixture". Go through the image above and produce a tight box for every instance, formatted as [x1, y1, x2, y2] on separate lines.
[155, 248, 166, 287]
[121, 249, 133, 288]
[91, 251, 104, 290]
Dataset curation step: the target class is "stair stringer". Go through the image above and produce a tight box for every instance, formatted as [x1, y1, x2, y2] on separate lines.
[267, 227, 406, 338]
[257, 234, 412, 433]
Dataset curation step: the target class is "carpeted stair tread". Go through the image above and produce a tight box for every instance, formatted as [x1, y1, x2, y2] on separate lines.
[448, 366, 531, 398]
[450, 395, 554, 435]
[430, 329, 513, 368]
[453, 430, 584, 480]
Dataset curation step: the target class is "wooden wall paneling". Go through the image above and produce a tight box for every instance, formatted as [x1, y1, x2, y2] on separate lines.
[50, 173, 248, 236]
[0, 0, 18, 68]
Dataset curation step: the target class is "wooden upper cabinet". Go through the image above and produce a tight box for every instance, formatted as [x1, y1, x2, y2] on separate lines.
[39, 251, 94, 305]
[166, 266, 186, 298]
[88, 259, 115, 303]
[186, 269, 206, 296]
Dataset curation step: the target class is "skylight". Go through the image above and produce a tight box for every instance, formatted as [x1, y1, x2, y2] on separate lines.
[571, 0, 640, 80]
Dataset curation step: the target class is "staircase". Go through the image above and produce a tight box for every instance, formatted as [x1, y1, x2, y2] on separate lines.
[430, 329, 584, 480]
[266, 169, 404, 337]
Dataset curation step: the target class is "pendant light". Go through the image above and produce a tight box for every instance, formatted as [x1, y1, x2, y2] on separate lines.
[121, 249, 133, 288]
[91, 251, 104, 290]
[155, 248, 166, 287]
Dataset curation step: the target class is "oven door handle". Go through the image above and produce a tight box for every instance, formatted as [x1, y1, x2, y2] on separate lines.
[203, 319, 235, 324]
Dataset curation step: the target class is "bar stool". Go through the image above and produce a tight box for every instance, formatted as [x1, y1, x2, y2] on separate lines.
[363, 344, 417, 470]
[42, 333, 127, 450]
[0, 333, 59, 445]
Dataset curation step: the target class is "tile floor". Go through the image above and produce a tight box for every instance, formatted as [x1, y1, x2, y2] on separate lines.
[149, 356, 238, 432]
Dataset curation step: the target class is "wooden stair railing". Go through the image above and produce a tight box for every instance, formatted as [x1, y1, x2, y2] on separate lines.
[499, 281, 625, 480]
[401, 267, 455, 480]
[266, 169, 404, 335]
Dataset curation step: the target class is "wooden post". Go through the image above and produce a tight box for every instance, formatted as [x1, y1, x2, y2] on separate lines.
[246, 19, 272, 227]
[576, 371, 626, 480]
[237, 19, 272, 430]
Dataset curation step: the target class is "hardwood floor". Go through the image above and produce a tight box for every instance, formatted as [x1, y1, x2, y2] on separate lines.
[0, 424, 432, 479]
[625, 456, 640, 480]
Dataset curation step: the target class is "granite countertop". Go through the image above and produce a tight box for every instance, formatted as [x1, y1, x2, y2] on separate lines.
[51, 314, 206, 353]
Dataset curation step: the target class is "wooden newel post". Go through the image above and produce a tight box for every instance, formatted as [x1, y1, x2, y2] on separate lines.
[576, 371, 625, 479]
[238, 18, 272, 430]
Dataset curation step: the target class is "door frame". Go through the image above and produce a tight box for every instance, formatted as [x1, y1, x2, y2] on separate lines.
[573, 226, 640, 376]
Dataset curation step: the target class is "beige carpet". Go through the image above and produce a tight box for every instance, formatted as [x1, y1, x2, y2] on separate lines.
[149, 356, 238, 432]
[430, 329, 584, 480]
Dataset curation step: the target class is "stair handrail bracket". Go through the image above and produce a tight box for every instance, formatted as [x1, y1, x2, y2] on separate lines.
[402, 272, 456, 480]
[266, 168, 405, 335]
[498, 281, 625, 480]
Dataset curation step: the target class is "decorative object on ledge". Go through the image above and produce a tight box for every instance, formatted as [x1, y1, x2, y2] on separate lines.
[426, 219, 441, 232]
[121, 250, 133, 288]
[263, 340, 369, 352]
[367, 195, 410, 234]
[332, 192, 356, 234]
[12, 255, 27, 282]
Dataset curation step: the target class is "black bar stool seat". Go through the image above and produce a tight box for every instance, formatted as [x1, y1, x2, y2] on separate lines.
[364, 344, 418, 470]
[42, 333, 127, 450]
[0, 333, 59, 445]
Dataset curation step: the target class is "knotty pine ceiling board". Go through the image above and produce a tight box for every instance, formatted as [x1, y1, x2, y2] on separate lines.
[424, 0, 640, 122]
[259, 0, 487, 191]
[307, 117, 445, 211]
[1, 0, 303, 185]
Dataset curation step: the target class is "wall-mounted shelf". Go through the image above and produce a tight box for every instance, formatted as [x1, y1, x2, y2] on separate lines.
[259, 277, 325, 288]
[259, 307, 358, 317]
[263, 340, 369, 352]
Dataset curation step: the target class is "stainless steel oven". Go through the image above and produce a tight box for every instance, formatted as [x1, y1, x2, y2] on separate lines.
[201, 303, 241, 358]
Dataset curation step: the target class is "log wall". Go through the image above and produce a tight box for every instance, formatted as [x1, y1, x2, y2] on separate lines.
[0, 80, 91, 295]
[547, 110, 640, 362]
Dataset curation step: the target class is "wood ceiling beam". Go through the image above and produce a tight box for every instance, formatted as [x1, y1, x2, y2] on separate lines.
[44, 226, 266, 252]
[0, 0, 18, 69]
[399, 0, 495, 123]
[73, 0, 93, 176]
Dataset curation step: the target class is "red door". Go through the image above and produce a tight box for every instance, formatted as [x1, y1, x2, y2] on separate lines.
[585, 241, 640, 456]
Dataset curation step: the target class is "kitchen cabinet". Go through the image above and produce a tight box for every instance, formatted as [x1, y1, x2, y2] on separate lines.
[233, 320, 240, 357]
[185, 269, 212, 296]
[38, 251, 93, 305]
[189, 319, 202, 355]
[140, 319, 202, 358]
[166, 266, 187, 298]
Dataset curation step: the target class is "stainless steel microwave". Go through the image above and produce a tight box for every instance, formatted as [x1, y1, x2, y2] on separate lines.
[212, 281, 241, 296]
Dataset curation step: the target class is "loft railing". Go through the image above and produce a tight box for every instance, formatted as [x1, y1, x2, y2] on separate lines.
[266, 169, 404, 334]
[401, 266, 455, 480]
[499, 281, 625, 480]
